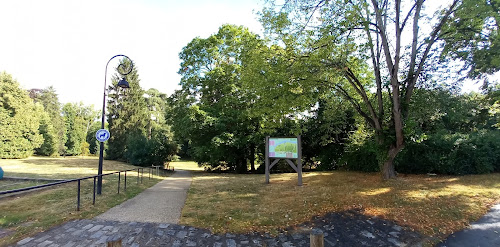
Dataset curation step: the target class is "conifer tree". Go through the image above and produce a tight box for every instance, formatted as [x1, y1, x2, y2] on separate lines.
[106, 59, 148, 160]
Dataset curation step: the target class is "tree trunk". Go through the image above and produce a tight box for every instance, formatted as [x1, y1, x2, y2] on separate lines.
[250, 144, 256, 172]
[236, 155, 247, 173]
[381, 145, 403, 179]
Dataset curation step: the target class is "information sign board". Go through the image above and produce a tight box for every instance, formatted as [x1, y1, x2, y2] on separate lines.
[268, 137, 298, 158]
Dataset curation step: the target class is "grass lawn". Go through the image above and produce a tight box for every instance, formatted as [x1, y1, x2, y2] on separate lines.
[0, 156, 166, 246]
[1, 156, 139, 179]
[179, 164, 500, 243]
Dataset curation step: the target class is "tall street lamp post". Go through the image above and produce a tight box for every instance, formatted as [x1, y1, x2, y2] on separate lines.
[97, 54, 133, 195]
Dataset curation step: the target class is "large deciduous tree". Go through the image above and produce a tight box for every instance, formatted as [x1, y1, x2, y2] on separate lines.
[173, 24, 265, 172]
[62, 102, 97, 156]
[261, 0, 498, 179]
[0, 72, 43, 158]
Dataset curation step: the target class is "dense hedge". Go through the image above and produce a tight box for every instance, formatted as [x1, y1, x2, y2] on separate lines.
[396, 130, 500, 175]
[339, 130, 500, 175]
[341, 140, 380, 172]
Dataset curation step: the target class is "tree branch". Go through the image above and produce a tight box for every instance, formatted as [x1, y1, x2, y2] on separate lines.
[404, 0, 459, 113]
[332, 83, 376, 128]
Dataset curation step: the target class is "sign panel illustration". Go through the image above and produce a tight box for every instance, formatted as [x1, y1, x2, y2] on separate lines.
[268, 138, 298, 158]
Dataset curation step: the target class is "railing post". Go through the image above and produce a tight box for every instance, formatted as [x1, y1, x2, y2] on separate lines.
[149, 168, 151, 179]
[310, 229, 324, 247]
[93, 177, 96, 205]
[77, 180, 81, 211]
[107, 239, 122, 247]
[124, 171, 127, 191]
[137, 169, 139, 184]
[141, 168, 143, 184]
[118, 172, 121, 194]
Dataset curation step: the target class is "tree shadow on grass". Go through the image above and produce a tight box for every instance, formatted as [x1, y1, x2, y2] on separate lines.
[183, 170, 500, 242]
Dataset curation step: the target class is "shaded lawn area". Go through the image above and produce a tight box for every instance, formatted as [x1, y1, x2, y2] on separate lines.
[180, 169, 500, 241]
[0, 156, 166, 246]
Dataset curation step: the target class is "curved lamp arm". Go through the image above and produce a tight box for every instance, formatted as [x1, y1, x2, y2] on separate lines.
[97, 54, 133, 195]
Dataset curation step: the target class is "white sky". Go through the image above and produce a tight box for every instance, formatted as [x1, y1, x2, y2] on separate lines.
[0, 0, 264, 108]
[0, 0, 495, 110]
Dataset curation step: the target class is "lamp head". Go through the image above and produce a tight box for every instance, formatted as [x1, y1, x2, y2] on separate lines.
[117, 78, 130, 88]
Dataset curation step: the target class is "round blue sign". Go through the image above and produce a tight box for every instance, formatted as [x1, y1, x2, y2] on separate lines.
[95, 129, 110, 142]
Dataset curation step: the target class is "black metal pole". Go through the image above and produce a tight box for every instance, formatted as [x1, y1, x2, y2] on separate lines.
[77, 180, 81, 211]
[97, 54, 133, 195]
[118, 172, 121, 194]
[124, 171, 127, 191]
[93, 177, 96, 205]
[137, 169, 139, 184]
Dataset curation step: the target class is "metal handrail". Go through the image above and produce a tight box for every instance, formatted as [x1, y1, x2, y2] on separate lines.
[0, 167, 165, 211]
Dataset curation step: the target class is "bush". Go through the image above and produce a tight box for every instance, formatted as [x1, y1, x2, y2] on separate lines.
[396, 130, 500, 175]
[125, 128, 179, 167]
[340, 140, 380, 172]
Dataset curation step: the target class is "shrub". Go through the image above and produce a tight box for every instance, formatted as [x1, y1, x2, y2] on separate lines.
[340, 140, 380, 172]
[396, 130, 500, 175]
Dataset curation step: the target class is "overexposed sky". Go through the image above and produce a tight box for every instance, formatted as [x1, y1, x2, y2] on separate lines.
[0, 0, 264, 108]
[0, 0, 495, 110]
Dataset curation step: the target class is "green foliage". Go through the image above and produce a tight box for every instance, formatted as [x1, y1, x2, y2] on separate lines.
[85, 121, 102, 155]
[396, 130, 500, 175]
[36, 111, 58, 156]
[80, 141, 90, 156]
[0, 72, 43, 158]
[441, 0, 500, 78]
[30, 86, 67, 155]
[125, 127, 178, 166]
[62, 102, 96, 156]
[301, 94, 357, 170]
[340, 127, 380, 172]
[106, 59, 148, 160]
[173, 24, 266, 172]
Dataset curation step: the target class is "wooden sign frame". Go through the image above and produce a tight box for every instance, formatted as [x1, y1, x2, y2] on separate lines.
[265, 136, 303, 186]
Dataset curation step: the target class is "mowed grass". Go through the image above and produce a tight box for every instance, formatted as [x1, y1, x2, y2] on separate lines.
[0, 180, 51, 191]
[0, 156, 166, 246]
[171, 160, 207, 171]
[180, 166, 500, 242]
[1, 156, 139, 179]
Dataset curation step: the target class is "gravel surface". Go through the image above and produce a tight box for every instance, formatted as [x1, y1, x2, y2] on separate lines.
[95, 169, 192, 223]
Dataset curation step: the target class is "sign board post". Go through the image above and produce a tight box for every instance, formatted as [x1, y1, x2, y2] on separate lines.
[265, 136, 302, 186]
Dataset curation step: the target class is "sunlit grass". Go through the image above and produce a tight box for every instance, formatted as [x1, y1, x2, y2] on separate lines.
[0, 156, 166, 246]
[171, 160, 207, 171]
[1, 156, 138, 179]
[181, 168, 500, 243]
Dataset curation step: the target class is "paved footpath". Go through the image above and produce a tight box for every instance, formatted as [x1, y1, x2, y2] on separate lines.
[13, 170, 426, 247]
[437, 204, 500, 247]
[96, 169, 192, 223]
